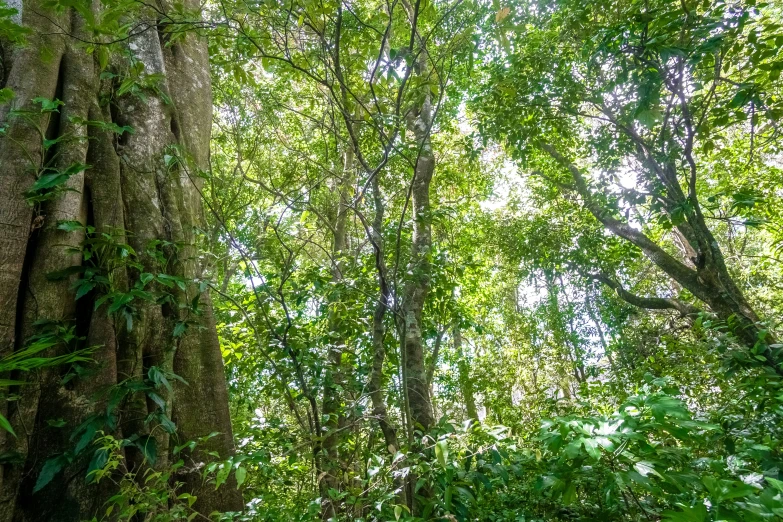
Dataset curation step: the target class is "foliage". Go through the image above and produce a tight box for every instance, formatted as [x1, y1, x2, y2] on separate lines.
[8, 0, 783, 519]
[0, 321, 94, 438]
[86, 432, 242, 522]
[194, 0, 783, 518]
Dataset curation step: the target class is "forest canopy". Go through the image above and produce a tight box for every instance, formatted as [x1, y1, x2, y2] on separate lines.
[1, 0, 783, 520]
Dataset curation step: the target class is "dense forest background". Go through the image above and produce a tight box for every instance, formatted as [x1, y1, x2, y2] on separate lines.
[2, 0, 783, 520]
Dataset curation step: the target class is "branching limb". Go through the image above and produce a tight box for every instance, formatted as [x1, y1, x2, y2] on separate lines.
[538, 142, 709, 302]
[585, 272, 701, 317]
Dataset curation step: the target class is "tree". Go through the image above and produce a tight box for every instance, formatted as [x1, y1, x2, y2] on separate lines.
[475, 0, 783, 374]
[0, 0, 241, 518]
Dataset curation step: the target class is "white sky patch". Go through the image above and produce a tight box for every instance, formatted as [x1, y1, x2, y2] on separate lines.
[7, 0, 21, 24]
[481, 159, 515, 211]
[616, 166, 638, 189]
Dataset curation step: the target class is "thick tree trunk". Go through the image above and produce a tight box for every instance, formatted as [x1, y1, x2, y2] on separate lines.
[0, 2, 242, 519]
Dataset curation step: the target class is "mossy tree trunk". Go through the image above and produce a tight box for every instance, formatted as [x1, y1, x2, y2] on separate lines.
[0, 1, 242, 519]
[320, 143, 355, 519]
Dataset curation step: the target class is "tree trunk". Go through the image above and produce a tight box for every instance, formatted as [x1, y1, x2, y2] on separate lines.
[320, 143, 355, 519]
[0, 2, 242, 519]
[453, 323, 478, 421]
[366, 177, 400, 454]
[401, 92, 435, 435]
[398, 38, 437, 514]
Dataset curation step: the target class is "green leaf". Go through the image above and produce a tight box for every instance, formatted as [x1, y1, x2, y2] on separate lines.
[147, 391, 167, 411]
[96, 45, 109, 70]
[662, 503, 707, 522]
[634, 461, 661, 478]
[33, 454, 69, 492]
[562, 482, 577, 505]
[75, 280, 96, 300]
[46, 265, 85, 281]
[135, 435, 157, 465]
[174, 441, 196, 455]
[583, 437, 601, 460]
[729, 88, 751, 108]
[215, 462, 231, 489]
[235, 466, 247, 488]
[56, 220, 84, 232]
[32, 97, 64, 112]
[0, 412, 16, 438]
[636, 109, 660, 128]
[766, 476, 783, 493]
[86, 448, 109, 483]
[73, 417, 100, 454]
[435, 439, 448, 467]
[157, 413, 177, 434]
[177, 492, 197, 507]
[25, 164, 90, 202]
[173, 321, 187, 338]
[0, 87, 14, 104]
[148, 366, 173, 393]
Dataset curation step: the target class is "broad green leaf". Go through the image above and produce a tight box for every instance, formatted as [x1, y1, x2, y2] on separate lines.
[235, 466, 247, 488]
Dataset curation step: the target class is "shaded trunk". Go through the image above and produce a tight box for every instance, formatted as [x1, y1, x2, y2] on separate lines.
[399, 52, 436, 517]
[453, 323, 478, 421]
[0, 2, 242, 519]
[585, 292, 616, 371]
[366, 177, 400, 454]
[370, 298, 400, 452]
[425, 327, 445, 417]
[363, 176, 407, 508]
[320, 144, 355, 519]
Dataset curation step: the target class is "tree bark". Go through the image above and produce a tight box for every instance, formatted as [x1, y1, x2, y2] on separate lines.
[401, 92, 435, 435]
[397, 29, 437, 512]
[0, 2, 242, 519]
[366, 177, 400, 455]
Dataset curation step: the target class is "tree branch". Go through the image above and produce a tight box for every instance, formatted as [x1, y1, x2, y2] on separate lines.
[538, 142, 709, 302]
[585, 272, 701, 317]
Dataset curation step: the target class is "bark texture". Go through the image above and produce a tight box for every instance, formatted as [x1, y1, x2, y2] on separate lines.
[398, 31, 437, 513]
[365, 177, 399, 453]
[0, 2, 242, 519]
[402, 89, 435, 435]
[364, 175, 405, 508]
[398, 0, 436, 442]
